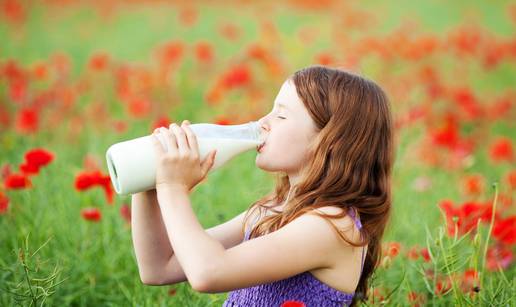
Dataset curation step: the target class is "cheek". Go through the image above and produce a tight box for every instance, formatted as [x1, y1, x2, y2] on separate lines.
[256, 130, 311, 166]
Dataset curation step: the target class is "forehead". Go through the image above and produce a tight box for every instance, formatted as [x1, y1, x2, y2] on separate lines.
[273, 80, 302, 110]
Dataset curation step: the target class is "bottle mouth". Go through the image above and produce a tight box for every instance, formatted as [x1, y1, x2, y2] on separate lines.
[249, 121, 263, 142]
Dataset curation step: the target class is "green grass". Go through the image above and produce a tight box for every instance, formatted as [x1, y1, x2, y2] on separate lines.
[0, 1, 514, 306]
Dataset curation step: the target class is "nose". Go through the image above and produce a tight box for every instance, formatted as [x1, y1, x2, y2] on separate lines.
[258, 117, 270, 132]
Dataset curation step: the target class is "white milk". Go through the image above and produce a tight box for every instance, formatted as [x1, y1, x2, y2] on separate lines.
[106, 121, 262, 195]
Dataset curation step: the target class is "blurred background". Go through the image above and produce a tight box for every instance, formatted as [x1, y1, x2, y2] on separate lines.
[0, 0, 514, 305]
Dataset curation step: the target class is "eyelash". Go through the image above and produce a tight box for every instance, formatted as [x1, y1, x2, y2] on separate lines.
[277, 116, 286, 119]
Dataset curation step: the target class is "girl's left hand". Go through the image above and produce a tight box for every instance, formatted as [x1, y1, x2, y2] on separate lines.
[151, 120, 217, 193]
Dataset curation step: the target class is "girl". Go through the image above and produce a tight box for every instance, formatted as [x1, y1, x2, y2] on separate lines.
[131, 65, 394, 307]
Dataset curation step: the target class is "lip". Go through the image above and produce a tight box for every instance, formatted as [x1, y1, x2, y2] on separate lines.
[256, 142, 266, 153]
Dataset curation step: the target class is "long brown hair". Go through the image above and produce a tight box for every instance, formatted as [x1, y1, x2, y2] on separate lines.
[242, 65, 394, 306]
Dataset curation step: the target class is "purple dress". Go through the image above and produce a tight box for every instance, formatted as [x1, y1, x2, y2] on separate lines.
[223, 207, 366, 307]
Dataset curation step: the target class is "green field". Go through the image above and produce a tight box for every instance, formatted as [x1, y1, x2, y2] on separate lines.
[0, 1, 514, 306]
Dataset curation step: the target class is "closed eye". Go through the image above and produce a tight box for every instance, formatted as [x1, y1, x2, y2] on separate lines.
[277, 116, 286, 119]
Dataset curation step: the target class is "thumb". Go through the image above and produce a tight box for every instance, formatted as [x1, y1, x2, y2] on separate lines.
[200, 150, 217, 176]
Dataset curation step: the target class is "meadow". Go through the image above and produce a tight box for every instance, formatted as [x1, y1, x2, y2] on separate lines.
[0, 0, 514, 306]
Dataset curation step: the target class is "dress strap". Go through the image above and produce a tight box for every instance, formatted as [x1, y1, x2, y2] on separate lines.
[348, 207, 366, 276]
[347, 206, 362, 230]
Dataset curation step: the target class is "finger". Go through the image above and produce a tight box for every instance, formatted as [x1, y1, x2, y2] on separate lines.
[182, 121, 200, 159]
[160, 126, 178, 154]
[200, 149, 217, 176]
[170, 123, 189, 156]
[151, 129, 166, 155]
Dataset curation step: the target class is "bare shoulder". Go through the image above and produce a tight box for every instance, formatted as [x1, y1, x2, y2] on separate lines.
[307, 206, 362, 246]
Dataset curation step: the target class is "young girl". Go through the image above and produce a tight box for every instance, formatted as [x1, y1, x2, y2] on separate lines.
[131, 65, 394, 307]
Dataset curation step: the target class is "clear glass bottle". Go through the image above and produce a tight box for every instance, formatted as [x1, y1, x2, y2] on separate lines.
[106, 121, 262, 195]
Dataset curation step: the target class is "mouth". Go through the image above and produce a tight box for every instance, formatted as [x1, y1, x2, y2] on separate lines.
[256, 142, 266, 152]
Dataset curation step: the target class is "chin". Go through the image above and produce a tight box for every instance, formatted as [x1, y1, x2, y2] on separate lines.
[255, 156, 287, 173]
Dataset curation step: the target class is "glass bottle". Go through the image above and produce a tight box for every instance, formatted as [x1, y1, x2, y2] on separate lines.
[106, 121, 262, 195]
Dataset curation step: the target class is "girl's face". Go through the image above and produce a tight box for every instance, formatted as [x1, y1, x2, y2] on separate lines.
[256, 79, 318, 182]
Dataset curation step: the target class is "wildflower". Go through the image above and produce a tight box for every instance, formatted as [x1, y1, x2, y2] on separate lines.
[489, 137, 514, 163]
[88, 52, 110, 71]
[81, 207, 102, 222]
[0, 191, 9, 214]
[221, 64, 251, 89]
[151, 116, 171, 132]
[492, 216, 516, 245]
[194, 41, 214, 63]
[420, 248, 431, 262]
[15, 107, 38, 134]
[4, 173, 31, 189]
[74, 170, 114, 204]
[214, 116, 232, 126]
[486, 245, 513, 271]
[120, 204, 131, 224]
[20, 148, 55, 175]
[460, 269, 479, 293]
[385, 242, 401, 257]
[462, 174, 484, 196]
[281, 301, 305, 307]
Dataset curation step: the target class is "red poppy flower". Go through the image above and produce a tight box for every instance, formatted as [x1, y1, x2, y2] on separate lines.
[32, 62, 48, 80]
[489, 137, 514, 163]
[120, 204, 131, 224]
[74, 170, 114, 204]
[407, 245, 420, 260]
[384, 242, 401, 257]
[247, 44, 268, 61]
[151, 116, 171, 132]
[462, 174, 484, 195]
[214, 117, 232, 126]
[158, 41, 184, 67]
[81, 207, 102, 222]
[486, 245, 513, 271]
[1, 0, 25, 24]
[450, 87, 483, 120]
[315, 52, 334, 66]
[492, 216, 516, 245]
[435, 277, 452, 295]
[128, 97, 151, 118]
[15, 107, 39, 134]
[221, 64, 251, 89]
[24, 148, 55, 169]
[0, 191, 9, 214]
[19, 162, 39, 175]
[507, 170, 516, 190]
[461, 269, 479, 292]
[178, 6, 198, 27]
[430, 116, 459, 150]
[88, 52, 110, 71]
[194, 41, 214, 63]
[407, 290, 426, 306]
[9, 79, 27, 103]
[420, 248, 431, 262]
[281, 301, 305, 307]
[487, 96, 513, 120]
[439, 199, 495, 236]
[112, 120, 128, 133]
[4, 173, 31, 189]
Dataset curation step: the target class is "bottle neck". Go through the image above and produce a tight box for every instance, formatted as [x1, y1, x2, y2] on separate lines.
[247, 121, 261, 141]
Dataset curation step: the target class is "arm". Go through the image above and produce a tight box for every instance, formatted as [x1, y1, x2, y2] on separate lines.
[156, 185, 351, 293]
[131, 189, 175, 284]
[131, 188, 249, 285]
